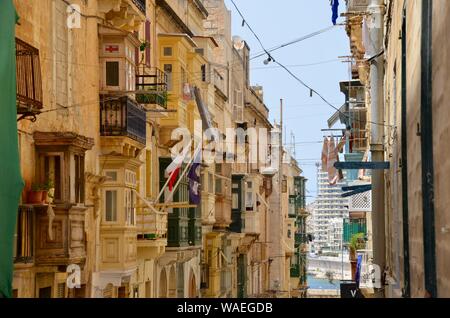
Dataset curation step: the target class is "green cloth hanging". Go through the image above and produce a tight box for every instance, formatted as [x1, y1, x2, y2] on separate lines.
[0, 0, 24, 298]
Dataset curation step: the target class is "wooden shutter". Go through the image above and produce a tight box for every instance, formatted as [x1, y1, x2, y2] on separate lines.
[145, 20, 151, 66]
[134, 31, 140, 66]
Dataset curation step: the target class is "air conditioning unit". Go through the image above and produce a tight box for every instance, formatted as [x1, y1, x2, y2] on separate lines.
[347, 0, 370, 12]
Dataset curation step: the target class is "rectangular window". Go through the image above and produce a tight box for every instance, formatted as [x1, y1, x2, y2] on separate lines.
[245, 191, 254, 211]
[215, 178, 222, 194]
[145, 20, 151, 65]
[163, 47, 172, 56]
[164, 64, 172, 91]
[105, 171, 118, 181]
[42, 154, 63, 201]
[106, 61, 119, 86]
[105, 190, 117, 222]
[74, 154, 85, 204]
[232, 193, 239, 210]
[201, 65, 206, 82]
[180, 67, 186, 95]
[125, 189, 136, 226]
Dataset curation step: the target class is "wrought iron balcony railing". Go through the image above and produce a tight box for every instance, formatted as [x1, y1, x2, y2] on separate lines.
[16, 38, 43, 115]
[136, 67, 168, 109]
[100, 95, 147, 145]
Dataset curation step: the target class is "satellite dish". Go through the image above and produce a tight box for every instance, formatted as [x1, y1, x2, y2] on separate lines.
[261, 167, 278, 176]
[232, 36, 245, 50]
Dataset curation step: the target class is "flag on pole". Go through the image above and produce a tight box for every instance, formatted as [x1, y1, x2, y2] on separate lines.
[165, 142, 191, 192]
[0, 1, 24, 298]
[188, 146, 202, 205]
[331, 0, 340, 25]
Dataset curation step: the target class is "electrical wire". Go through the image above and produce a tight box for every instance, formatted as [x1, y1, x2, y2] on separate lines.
[228, 0, 393, 129]
[250, 26, 338, 61]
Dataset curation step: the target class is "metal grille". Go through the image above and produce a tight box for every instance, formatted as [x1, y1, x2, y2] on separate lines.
[349, 190, 372, 212]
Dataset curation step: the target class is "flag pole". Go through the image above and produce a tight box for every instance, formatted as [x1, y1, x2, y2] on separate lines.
[163, 144, 202, 205]
[155, 141, 193, 204]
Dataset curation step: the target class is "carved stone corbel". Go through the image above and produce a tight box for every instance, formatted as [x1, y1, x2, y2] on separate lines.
[85, 172, 108, 219]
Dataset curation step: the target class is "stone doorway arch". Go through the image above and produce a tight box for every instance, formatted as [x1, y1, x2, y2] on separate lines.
[188, 269, 198, 298]
[158, 268, 168, 298]
[168, 266, 177, 298]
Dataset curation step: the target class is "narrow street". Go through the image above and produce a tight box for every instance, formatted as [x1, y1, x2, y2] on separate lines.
[0, 0, 449, 304]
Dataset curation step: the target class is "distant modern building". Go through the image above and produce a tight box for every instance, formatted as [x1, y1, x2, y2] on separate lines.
[312, 163, 348, 255]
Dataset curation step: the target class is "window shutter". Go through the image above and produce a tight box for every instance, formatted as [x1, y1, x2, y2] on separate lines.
[57, 283, 65, 298]
[134, 31, 139, 66]
[145, 20, 151, 66]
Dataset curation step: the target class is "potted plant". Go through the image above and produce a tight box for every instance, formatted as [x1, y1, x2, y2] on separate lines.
[42, 180, 55, 204]
[349, 233, 365, 280]
[28, 183, 44, 204]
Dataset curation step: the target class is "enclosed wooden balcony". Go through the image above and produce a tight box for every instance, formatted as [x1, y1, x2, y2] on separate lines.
[242, 212, 260, 236]
[16, 38, 43, 117]
[136, 208, 168, 258]
[100, 95, 147, 145]
[136, 67, 168, 109]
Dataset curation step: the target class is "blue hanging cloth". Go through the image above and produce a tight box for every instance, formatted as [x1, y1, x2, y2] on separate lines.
[331, 0, 340, 25]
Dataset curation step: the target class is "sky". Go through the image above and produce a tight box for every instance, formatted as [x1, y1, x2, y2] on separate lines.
[224, 0, 350, 203]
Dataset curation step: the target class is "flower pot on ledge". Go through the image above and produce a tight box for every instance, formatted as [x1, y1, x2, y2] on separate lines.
[27, 190, 44, 204]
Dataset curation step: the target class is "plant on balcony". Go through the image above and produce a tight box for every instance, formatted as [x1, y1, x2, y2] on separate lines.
[42, 180, 55, 204]
[27, 183, 45, 204]
[349, 232, 366, 260]
[139, 41, 150, 52]
[136, 90, 169, 107]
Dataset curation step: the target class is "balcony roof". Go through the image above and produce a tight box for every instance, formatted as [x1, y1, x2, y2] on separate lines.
[158, 33, 198, 48]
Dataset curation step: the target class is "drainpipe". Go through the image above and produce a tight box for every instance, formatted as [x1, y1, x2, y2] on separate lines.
[367, 0, 386, 297]
[420, 0, 437, 298]
[401, 5, 411, 298]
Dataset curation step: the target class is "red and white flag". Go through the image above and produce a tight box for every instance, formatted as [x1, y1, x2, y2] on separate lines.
[165, 142, 191, 192]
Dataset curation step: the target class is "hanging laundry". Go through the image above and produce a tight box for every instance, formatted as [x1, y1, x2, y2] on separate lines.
[358, 148, 370, 180]
[331, 0, 340, 25]
[321, 137, 329, 171]
[327, 135, 339, 184]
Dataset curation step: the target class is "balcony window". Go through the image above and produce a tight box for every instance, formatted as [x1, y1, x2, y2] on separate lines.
[164, 64, 173, 91]
[74, 154, 85, 204]
[163, 47, 172, 56]
[14, 206, 34, 263]
[106, 61, 120, 86]
[105, 190, 118, 222]
[125, 189, 136, 226]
